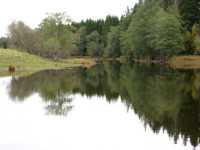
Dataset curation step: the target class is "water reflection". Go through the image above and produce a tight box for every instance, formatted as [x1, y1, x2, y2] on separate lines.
[6, 62, 200, 148]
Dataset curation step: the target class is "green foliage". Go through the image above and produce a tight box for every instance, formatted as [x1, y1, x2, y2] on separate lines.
[127, 2, 159, 57]
[160, 0, 177, 9]
[178, 0, 200, 31]
[192, 25, 200, 51]
[184, 31, 196, 53]
[86, 31, 103, 57]
[77, 27, 87, 56]
[149, 9, 184, 57]
[5, 0, 200, 59]
[184, 24, 200, 53]
[103, 15, 120, 34]
[120, 31, 132, 57]
[38, 12, 77, 58]
[0, 37, 8, 49]
[8, 13, 77, 59]
[120, 6, 138, 31]
[105, 27, 121, 58]
[76, 15, 119, 35]
[127, 2, 183, 59]
[8, 21, 40, 54]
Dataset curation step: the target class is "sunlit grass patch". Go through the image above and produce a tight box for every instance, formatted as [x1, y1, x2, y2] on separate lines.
[169, 56, 200, 69]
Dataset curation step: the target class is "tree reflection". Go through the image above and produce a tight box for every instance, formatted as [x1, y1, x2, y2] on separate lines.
[45, 92, 73, 116]
[8, 63, 200, 147]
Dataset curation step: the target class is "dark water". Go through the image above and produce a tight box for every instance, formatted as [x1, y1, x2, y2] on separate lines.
[0, 62, 200, 150]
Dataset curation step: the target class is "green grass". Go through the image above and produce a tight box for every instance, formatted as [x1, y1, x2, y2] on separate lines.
[0, 49, 96, 76]
[0, 48, 74, 71]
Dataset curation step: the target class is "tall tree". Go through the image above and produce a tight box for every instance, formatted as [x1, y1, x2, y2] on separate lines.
[105, 27, 121, 58]
[8, 21, 40, 54]
[86, 31, 103, 57]
[127, 2, 158, 57]
[38, 12, 76, 58]
[78, 27, 87, 56]
[149, 8, 184, 58]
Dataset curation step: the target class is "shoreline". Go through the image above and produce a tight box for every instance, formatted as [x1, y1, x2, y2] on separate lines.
[2, 48, 200, 77]
[0, 48, 97, 77]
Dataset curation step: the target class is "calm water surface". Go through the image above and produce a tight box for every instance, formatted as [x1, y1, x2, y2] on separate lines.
[0, 62, 199, 150]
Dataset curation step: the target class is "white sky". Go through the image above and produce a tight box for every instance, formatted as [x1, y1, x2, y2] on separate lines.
[0, 0, 137, 36]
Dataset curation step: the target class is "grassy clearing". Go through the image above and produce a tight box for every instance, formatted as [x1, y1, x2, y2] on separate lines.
[0, 48, 73, 71]
[0, 49, 96, 76]
[169, 56, 200, 69]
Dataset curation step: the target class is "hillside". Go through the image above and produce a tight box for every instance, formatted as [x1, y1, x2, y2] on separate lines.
[0, 49, 96, 76]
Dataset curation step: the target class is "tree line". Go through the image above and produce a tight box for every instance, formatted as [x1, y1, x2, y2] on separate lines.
[1, 0, 200, 60]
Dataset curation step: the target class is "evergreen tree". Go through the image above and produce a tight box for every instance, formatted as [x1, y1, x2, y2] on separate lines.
[179, 0, 200, 31]
[78, 27, 87, 56]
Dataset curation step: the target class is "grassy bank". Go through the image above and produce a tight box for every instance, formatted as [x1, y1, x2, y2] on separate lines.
[169, 56, 200, 69]
[0, 49, 96, 76]
[3, 48, 200, 77]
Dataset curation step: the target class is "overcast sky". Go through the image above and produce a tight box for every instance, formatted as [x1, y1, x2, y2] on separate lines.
[0, 0, 138, 36]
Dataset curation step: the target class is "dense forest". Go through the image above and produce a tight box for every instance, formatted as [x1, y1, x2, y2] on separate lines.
[1, 0, 200, 60]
